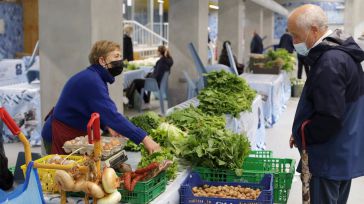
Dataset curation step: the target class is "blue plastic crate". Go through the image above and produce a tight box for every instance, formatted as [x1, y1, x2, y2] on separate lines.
[180, 173, 274, 204]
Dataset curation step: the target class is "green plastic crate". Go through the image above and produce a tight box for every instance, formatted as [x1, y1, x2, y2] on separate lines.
[192, 157, 296, 204]
[249, 150, 273, 158]
[243, 157, 295, 190]
[118, 171, 167, 204]
[118, 171, 166, 192]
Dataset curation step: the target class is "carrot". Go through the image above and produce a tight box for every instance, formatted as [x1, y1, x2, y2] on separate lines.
[123, 172, 132, 191]
[135, 162, 159, 174]
[130, 172, 148, 191]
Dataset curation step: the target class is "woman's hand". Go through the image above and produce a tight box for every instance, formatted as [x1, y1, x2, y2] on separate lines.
[142, 136, 161, 154]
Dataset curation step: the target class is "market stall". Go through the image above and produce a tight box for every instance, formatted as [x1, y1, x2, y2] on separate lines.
[166, 95, 266, 150]
[241, 72, 289, 127]
[0, 82, 41, 145]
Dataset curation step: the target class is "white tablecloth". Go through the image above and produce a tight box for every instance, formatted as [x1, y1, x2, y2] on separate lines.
[0, 59, 27, 86]
[241, 73, 289, 127]
[0, 83, 41, 144]
[122, 67, 153, 89]
[166, 95, 266, 150]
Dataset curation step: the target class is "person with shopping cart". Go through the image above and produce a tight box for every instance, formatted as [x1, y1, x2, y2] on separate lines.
[288, 4, 364, 204]
[41, 40, 161, 155]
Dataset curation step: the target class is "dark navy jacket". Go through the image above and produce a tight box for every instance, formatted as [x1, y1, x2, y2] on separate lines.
[42, 64, 147, 144]
[292, 29, 364, 180]
[278, 33, 294, 53]
[250, 34, 264, 54]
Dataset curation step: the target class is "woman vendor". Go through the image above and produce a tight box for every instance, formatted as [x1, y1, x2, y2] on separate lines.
[41, 40, 160, 154]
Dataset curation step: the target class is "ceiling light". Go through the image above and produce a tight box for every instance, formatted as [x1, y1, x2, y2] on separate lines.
[209, 5, 219, 10]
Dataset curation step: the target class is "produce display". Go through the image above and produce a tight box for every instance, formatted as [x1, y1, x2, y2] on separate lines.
[122, 162, 159, 191]
[197, 70, 256, 117]
[54, 166, 122, 204]
[192, 185, 261, 200]
[125, 111, 164, 151]
[265, 49, 296, 72]
[62, 136, 125, 158]
[167, 106, 226, 131]
[130, 111, 163, 134]
[138, 148, 178, 180]
[149, 122, 186, 156]
[178, 126, 250, 170]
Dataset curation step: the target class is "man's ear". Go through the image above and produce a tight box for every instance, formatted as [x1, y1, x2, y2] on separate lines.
[311, 25, 319, 34]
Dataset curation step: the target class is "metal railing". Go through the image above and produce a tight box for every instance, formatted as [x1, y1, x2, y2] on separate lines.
[124, 20, 168, 47]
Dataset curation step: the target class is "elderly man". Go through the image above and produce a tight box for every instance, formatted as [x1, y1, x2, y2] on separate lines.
[288, 4, 364, 204]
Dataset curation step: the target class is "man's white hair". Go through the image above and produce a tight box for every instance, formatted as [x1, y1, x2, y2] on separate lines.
[289, 4, 328, 31]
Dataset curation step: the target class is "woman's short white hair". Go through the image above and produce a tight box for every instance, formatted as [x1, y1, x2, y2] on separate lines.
[289, 4, 328, 31]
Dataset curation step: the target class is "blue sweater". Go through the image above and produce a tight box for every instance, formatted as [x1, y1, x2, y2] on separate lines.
[42, 64, 147, 144]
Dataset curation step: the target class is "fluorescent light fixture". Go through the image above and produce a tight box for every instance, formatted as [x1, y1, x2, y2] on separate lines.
[127, 0, 132, 6]
[209, 4, 219, 10]
[158, 0, 164, 3]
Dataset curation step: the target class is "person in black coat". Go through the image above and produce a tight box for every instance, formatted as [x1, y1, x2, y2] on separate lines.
[297, 54, 310, 79]
[123, 25, 134, 61]
[126, 45, 173, 107]
[218, 41, 245, 74]
[278, 29, 294, 53]
[250, 31, 264, 54]
[0, 129, 13, 191]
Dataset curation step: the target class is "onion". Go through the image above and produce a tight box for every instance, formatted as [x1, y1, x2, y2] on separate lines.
[102, 168, 120, 193]
[97, 191, 121, 204]
[55, 170, 75, 191]
[72, 179, 86, 192]
[82, 181, 105, 198]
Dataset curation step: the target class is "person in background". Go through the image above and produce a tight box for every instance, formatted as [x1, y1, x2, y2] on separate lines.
[278, 28, 294, 53]
[123, 25, 134, 61]
[0, 127, 13, 191]
[126, 45, 173, 108]
[250, 31, 264, 54]
[297, 54, 310, 79]
[218, 41, 244, 74]
[41, 40, 160, 155]
[288, 4, 364, 203]
[278, 28, 310, 79]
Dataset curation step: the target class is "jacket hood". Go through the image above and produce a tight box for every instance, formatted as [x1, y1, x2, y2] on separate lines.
[306, 29, 364, 65]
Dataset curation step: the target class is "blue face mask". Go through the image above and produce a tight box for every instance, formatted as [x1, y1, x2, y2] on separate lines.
[294, 31, 310, 56]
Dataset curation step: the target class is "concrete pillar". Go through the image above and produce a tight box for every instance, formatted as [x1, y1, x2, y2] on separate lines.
[168, 0, 209, 107]
[263, 8, 274, 48]
[243, 0, 262, 63]
[39, 0, 123, 119]
[344, 0, 364, 39]
[218, 0, 245, 63]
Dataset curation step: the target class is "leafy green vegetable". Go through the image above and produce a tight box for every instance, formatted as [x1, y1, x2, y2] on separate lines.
[197, 71, 256, 117]
[138, 147, 178, 180]
[130, 112, 163, 134]
[149, 122, 187, 156]
[179, 126, 251, 170]
[124, 140, 141, 151]
[265, 49, 295, 72]
[125, 112, 163, 151]
[167, 106, 226, 131]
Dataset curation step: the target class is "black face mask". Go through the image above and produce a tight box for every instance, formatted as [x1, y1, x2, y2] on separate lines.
[107, 60, 124, 77]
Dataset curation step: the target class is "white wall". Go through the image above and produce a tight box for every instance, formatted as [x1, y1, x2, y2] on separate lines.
[39, 0, 123, 119]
